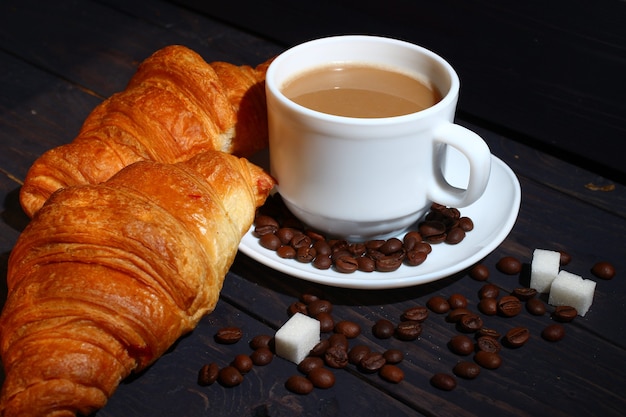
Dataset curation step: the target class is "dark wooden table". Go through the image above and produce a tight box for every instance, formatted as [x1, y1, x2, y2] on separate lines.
[1, 1, 625, 416]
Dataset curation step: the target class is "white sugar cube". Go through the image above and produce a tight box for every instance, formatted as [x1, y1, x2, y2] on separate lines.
[530, 248, 561, 293]
[274, 313, 320, 364]
[548, 270, 596, 316]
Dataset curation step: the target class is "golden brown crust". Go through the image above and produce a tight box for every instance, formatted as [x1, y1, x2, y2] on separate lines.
[20, 45, 271, 218]
[0, 150, 274, 417]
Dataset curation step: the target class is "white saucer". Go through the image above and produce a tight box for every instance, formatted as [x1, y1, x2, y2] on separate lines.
[238, 151, 521, 289]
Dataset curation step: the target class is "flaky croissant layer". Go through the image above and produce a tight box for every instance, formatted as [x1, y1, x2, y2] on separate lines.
[0, 151, 274, 417]
[20, 45, 272, 218]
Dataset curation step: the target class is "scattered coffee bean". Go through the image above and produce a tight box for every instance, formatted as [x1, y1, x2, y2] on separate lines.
[335, 255, 359, 273]
[453, 361, 481, 379]
[316, 312, 335, 333]
[232, 354, 253, 374]
[308, 367, 336, 389]
[469, 264, 490, 281]
[476, 336, 501, 353]
[474, 351, 502, 369]
[448, 293, 468, 309]
[372, 319, 395, 339]
[359, 352, 386, 373]
[288, 301, 308, 316]
[552, 306, 577, 323]
[313, 254, 333, 269]
[430, 373, 457, 391]
[380, 364, 405, 383]
[476, 328, 501, 340]
[427, 296, 451, 313]
[447, 307, 471, 323]
[309, 339, 330, 357]
[254, 215, 279, 236]
[334, 320, 361, 338]
[498, 296, 522, 317]
[591, 261, 616, 280]
[457, 313, 484, 333]
[503, 327, 530, 348]
[559, 251, 572, 265]
[251, 347, 273, 366]
[218, 366, 244, 387]
[325, 345, 349, 368]
[307, 299, 333, 316]
[328, 333, 349, 350]
[259, 233, 281, 251]
[395, 321, 422, 341]
[357, 256, 376, 271]
[511, 287, 538, 301]
[198, 363, 219, 386]
[478, 298, 498, 315]
[478, 283, 500, 299]
[496, 256, 522, 275]
[526, 298, 547, 316]
[285, 375, 314, 394]
[249, 334, 273, 350]
[383, 349, 404, 364]
[542, 324, 566, 342]
[402, 305, 429, 322]
[348, 345, 371, 365]
[214, 327, 243, 344]
[297, 357, 325, 374]
[448, 334, 475, 356]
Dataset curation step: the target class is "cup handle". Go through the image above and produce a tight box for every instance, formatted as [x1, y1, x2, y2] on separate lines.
[428, 122, 492, 208]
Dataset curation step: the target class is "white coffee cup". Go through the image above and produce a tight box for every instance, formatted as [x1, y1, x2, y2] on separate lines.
[266, 35, 491, 241]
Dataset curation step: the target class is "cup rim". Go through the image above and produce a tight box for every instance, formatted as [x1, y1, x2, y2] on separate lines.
[266, 35, 460, 125]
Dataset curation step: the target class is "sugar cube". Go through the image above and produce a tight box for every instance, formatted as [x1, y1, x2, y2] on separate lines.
[530, 248, 561, 293]
[274, 313, 320, 364]
[548, 270, 596, 316]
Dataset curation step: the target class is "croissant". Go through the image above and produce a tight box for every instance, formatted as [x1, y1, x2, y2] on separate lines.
[20, 45, 272, 218]
[0, 150, 275, 417]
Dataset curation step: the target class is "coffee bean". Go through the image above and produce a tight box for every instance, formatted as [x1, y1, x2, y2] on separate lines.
[478, 298, 498, 315]
[476, 336, 501, 353]
[290, 233, 312, 249]
[446, 227, 466, 244]
[251, 347, 273, 366]
[297, 357, 325, 374]
[259, 233, 281, 251]
[277, 245, 297, 259]
[249, 334, 273, 350]
[312, 240, 332, 256]
[453, 361, 481, 379]
[425, 233, 447, 244]
[448, 293, 468, 309]
[503, 327, 530, 348]
[552, 306, 577, 322]
[457, 313, 483, 333]
[476, 327, 501, 340]
[395, 321, 422, 341]
[306, 230, 326, 242]
[511, 287, 538, 301]
[348, 345, 371, 365]
[372, 319, 395, 339]
[526, 298, 547, 316]
[383, 349, 404, 364]
[469, 264, 490, 281]
[218, 366, 243, 387]
[296, 246, 316, 263]
[309, 339, 330, 357]
[276, 227, 298, 245]
[324, 345, 349, 368]
[447, 308, 471, 323]
[559, 251, 572, 266]
[542, 324, 566, 342]
[359, 352, 386, 373]
[254, 215, 279, 236]
[328, 333, 349, 350]
[313, 312, 333, 333]
[478, 283, 500, 299]
[335, 255, 359, 273]
[427, 296, 451, 313]
[349, 242, 367, 257]
[419, 220, 446, 237]
[430, 373, 457, 391]
[474, 351, 502, 369]
[334, 320, 361, 338]
[591, 261, 615, 280]
[376, 253, 405, 272]
[459, 217, 474, 231]
[357, 256, 376, 272]
[312, 254, 333, 269]
[288, 301, 308, 316]
[448, 334, 474, 355]
[496, 256, 522, 275]
[498, 296, 522, 317]
[379, 238, 403, 254]
[380, 364, 405, 383]
[308, 299, 333, 316]
[402, 305, 429, 322]
[214, 327, 243, 344]
[406, 249, 428, 266]
[300, 293, 320, 304]
[308, 367, 336, 389]
[403, 231, 423, 251]
[197, 363, 219, 386]
[231, 354, 253, 374]
[285, 375, 314, 394]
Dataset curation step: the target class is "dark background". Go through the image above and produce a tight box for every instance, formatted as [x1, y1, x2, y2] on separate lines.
[174, 0, 626, 183]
